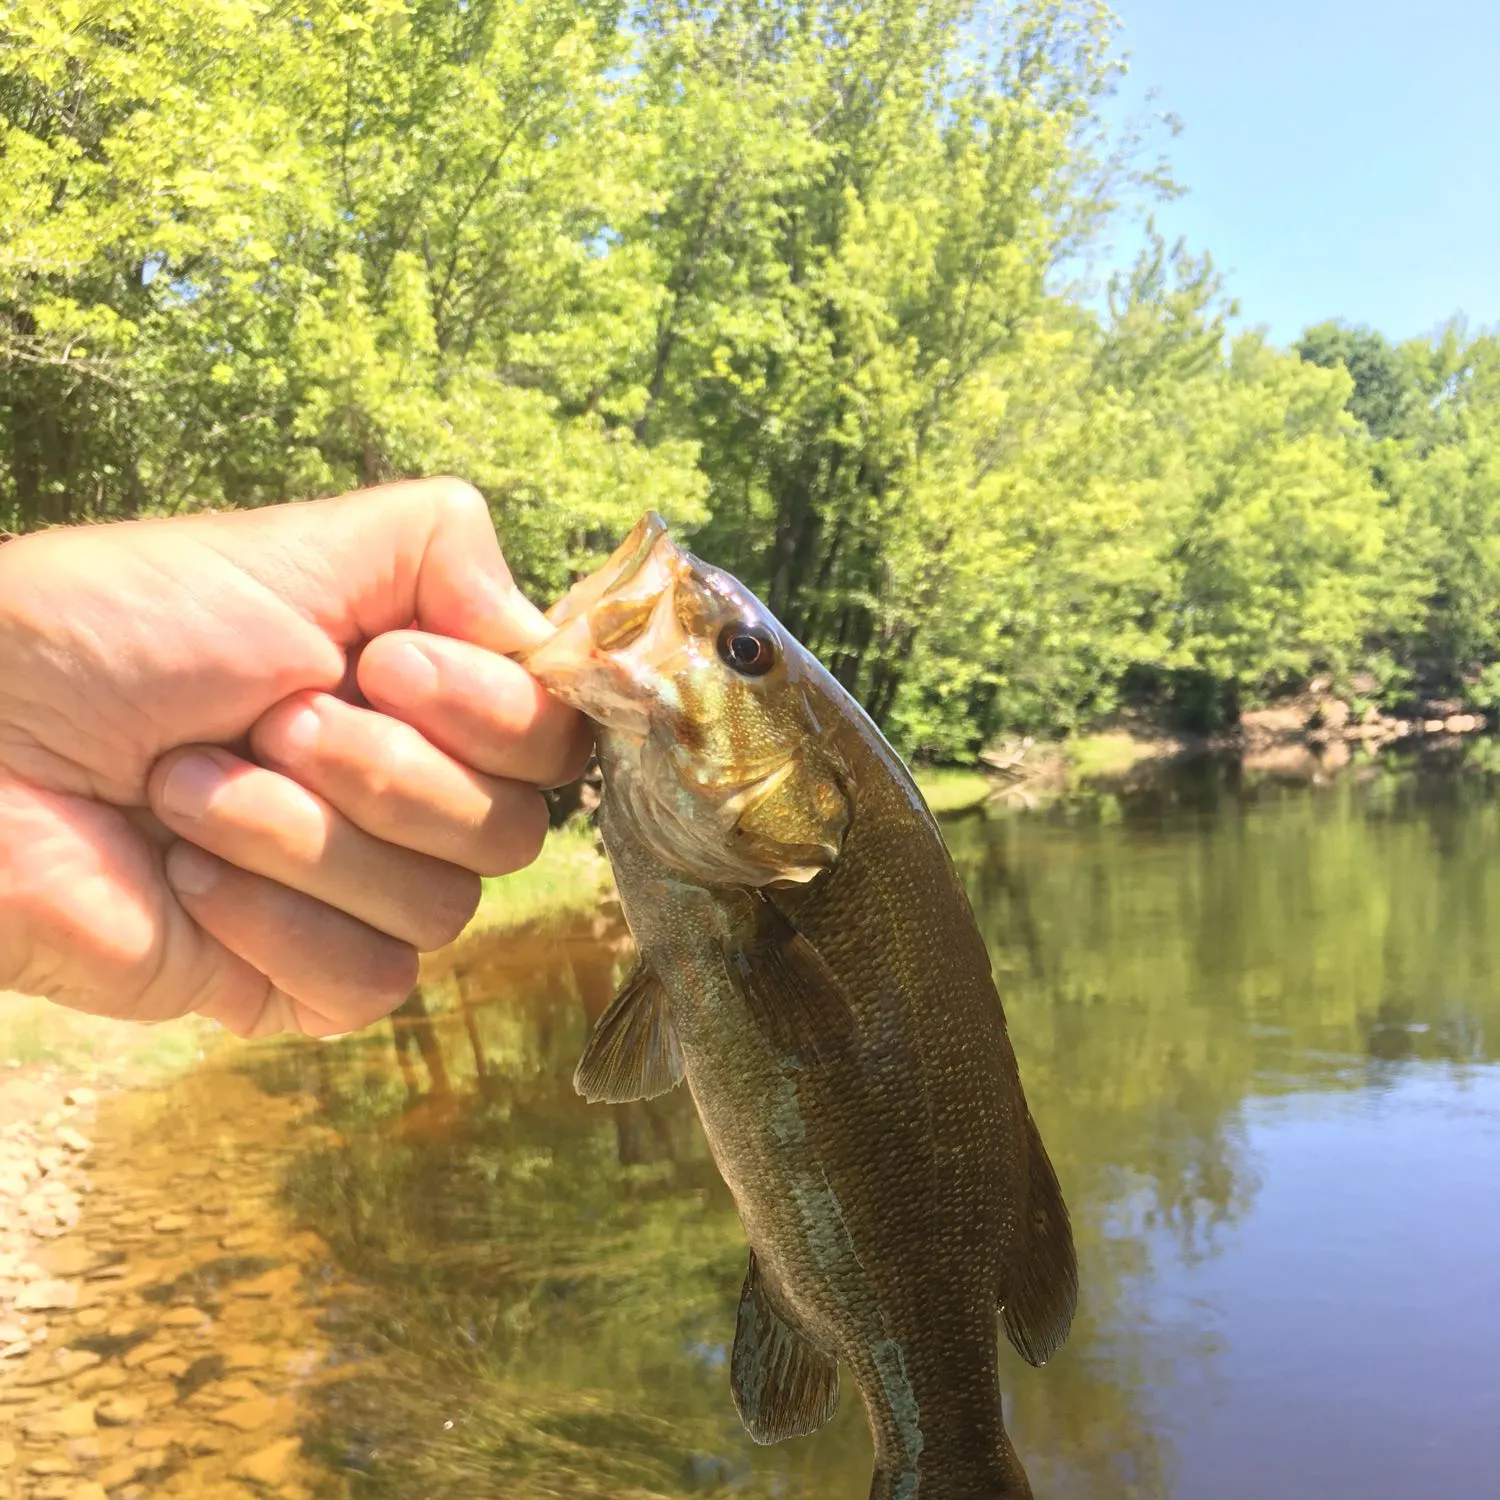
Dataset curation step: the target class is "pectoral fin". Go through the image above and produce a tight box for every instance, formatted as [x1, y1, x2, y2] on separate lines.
[731, 1250, 840, 1443]
[1000, 1112, 1078, 1367]
[573, 961, 685, 1103]
[723, 897, 856, 1069]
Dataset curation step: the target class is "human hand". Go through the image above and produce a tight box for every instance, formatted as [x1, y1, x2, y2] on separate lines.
[0, 478, 589, 1037]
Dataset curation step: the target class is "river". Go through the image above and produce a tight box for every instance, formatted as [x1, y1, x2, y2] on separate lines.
[4, 751, 1499, 1499]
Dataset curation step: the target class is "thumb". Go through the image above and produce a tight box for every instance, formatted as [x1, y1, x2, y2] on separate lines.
[202, 476, 554, 654]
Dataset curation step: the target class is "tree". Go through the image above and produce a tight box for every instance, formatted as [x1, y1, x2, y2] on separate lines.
[1295, 319, 1421, 441]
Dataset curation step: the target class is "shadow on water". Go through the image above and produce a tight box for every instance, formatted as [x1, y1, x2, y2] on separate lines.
[221, 750, 1500, 1500]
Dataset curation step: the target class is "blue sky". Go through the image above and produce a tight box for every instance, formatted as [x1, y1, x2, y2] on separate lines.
[1098, 0, 1500, 348]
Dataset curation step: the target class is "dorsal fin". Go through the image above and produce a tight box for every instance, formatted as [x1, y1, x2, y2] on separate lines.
[573, 960, 685, 1103]
[1000, 1111, 1078, 1366]
[731, 1250, 840, 1443]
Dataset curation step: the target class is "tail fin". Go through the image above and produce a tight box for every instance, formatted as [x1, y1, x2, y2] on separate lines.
[1000, 1112, 1078, 1367]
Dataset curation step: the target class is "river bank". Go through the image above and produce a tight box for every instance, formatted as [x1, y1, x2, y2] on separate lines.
[451, 688, 1498, 945]
[0, 1000, 349, 1500]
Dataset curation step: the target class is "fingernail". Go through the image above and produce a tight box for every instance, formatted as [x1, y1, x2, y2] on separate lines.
[159, 753, 226, 819]
[378, 639, 440, 702]
[165, 841, 221, 897]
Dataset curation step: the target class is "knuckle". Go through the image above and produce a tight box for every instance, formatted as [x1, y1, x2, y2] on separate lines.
[545, 722, 596, 790]
[350, 718, 413, 810]
[356, 942, 421, 1012]
[409, 868, 481, 950]
[428, 475, 488, 528]
[476, 790, 549, 877]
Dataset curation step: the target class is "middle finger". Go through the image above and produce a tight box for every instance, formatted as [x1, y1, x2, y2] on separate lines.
[249, 692, 550, 877]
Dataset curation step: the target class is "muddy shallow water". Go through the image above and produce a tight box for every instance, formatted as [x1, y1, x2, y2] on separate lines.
[4, 754, 1500, 1499]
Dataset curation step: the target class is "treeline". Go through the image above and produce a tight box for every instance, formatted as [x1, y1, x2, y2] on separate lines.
[4, 0, 1499, 758]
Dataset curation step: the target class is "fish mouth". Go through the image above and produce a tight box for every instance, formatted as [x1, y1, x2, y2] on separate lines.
[543, 511, 670, 630]
[516, 511, 679, 728]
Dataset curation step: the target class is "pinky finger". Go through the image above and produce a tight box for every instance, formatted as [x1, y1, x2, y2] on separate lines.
[164, 841, 419, 1038]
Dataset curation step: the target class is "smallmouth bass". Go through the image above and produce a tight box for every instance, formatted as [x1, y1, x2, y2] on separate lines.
[521, 513, 1076, 1499]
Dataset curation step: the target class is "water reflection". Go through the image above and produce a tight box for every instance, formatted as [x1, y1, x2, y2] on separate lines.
[223, 755, 1500, 1499]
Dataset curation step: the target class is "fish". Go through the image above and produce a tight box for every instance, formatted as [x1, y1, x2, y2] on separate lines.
[519, 512, 1076, 1500]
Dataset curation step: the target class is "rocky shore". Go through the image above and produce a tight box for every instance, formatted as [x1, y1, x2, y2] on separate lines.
[0, 1031, 346, 1500]
[1238, 681, 1488, 773]
[973, 683, 1494, 803]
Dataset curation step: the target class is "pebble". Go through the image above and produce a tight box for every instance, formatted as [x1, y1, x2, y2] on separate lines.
[15, 1280, 77, 1311]
[95, 1453, 152, 1490]
[234, 1435, 301, 1486]
[23, 1401, 96, 1439]
[160, 1305, 208, 1328]
[232, 1265, 299, 1299]
[95, 1394, 149, 1426]
[208, 1378, 263, 1403]
[73, 1365, 127, 1395]
[54, 1129, 91, 1156]
[120, 1341, 172, 1370]
[68, 1486, 108, 1500]
[142, 1354, 188, 1378]
[149, 1213, 191, 1233]
[13, 1358, 71, 1387]
[26, 1457, 73, 1477]
[212, 1395, 280, 1431]
[0, 1439, 14, 1468]
[37, 1245, 98, 1278]
[62, 1089, 97, 1109]
[222, 1343, 270, 1371]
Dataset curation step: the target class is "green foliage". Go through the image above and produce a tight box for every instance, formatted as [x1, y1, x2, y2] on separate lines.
[1295, 320, 1422, 439]
[4, 0, 1500, 754]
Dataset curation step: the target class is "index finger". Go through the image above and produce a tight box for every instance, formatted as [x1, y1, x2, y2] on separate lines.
[356, 630, 593, 787]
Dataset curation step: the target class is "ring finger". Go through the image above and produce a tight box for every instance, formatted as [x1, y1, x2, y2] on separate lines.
[147, 746, 480, 951]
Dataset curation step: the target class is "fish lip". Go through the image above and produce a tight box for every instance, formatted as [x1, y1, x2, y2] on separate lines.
[544, 511, 671, 630]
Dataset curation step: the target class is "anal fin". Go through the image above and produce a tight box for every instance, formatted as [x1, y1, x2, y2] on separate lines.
[573, 960, 684, 1103]
[1000, 1111, 1078, 1367]
[731, 1250, 840, 1443]
[723, 896, 856, 1069]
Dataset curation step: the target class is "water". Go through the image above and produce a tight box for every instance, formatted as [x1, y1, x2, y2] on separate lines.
[24, 755, 1500, 1498]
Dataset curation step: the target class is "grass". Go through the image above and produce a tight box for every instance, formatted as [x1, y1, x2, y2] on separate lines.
[1064, 730, 1174, 779]
[465, 820, 617, 937]
[0, 990, 219, 1081]
[913, 767, 997, 814]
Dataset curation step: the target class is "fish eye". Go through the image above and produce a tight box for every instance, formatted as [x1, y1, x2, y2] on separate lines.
[716, 622, 778, 677]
